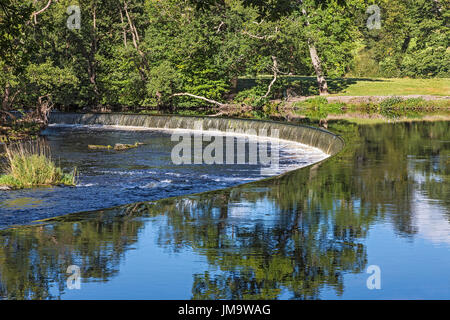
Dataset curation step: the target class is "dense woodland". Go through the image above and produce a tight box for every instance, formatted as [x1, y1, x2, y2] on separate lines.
[0, 0, 448, 120]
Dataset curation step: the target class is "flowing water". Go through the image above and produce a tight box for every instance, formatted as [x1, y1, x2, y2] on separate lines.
[0, 124, 328, 228]
[0, 120, 448, 300]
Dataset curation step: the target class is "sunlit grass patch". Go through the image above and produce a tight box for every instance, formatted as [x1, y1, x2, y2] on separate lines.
[334, 78, 450, 96]
[238, 76, 450, 97]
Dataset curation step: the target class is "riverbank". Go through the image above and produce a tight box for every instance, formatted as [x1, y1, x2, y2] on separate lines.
[283, 96, 450, 126]
[238, 76, 450, 96]
[155, 95, 450, 127]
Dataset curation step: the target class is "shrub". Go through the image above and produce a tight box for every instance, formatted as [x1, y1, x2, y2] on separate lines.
[262, 101, 280, 116]
[380, 96, 404, 109]
[232, 86, 269, 108]
[379, 97, 440, 118]
[293, 97, 345, 120]
[401, 98, 427, 109]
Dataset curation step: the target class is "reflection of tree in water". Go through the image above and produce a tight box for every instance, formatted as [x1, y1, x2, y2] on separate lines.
[401, 122, 450, 219]
[355, 122, 450, 228]
[158, 121, 448, 299]
[136, 186, 368, 299]
[0, 121, 448, 299]
[0, 209, 145, 299]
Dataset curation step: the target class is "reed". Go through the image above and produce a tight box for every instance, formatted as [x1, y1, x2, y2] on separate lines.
[0, 140, 76, 189]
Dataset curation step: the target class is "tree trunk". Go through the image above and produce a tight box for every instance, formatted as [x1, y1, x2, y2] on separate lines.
[89, 2, 99, 104]
[2, 83, 11, 111]
[123, 1, 148, 81]
[301, 7, 329, 95]
[36, 95, 53, 125]
[2, 83, 19, 120]
[118, 6, 127, 48]
[308, 40, 329, 95]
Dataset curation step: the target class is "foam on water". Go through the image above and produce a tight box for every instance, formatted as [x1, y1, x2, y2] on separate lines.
[0, 123, 330, 229]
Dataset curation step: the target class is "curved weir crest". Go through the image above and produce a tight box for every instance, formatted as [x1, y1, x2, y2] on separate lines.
[0, 113, 344, 229]
[49, 113, 345, 156]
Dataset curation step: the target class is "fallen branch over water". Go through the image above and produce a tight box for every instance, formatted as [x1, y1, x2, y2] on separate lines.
[169, 92, 256, 117]
[170, 93, 227, 107]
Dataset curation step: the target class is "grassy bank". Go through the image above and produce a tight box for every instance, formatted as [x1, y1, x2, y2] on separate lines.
[287, 96, 449, 125]
[237, 76, 450, 97]
[0, 142, 76, 189]
[134, 95, 449, 127]
[332, 77, 449, 96]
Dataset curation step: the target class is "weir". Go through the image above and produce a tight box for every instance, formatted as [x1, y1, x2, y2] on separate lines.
[49, 113, 345, 156]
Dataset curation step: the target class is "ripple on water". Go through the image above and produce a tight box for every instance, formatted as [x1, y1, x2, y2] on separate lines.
[0, 125, 328, 229]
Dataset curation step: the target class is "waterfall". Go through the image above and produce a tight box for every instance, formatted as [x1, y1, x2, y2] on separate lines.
[49, 113, 344, 155]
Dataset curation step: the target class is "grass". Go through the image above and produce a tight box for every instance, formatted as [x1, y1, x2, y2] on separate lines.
[237, 76, 450, 96]
[292, 97, 345, 120]
[326, 113, 450, 125]
[334, 78, 450, 96]
[0, 141, 76, 189]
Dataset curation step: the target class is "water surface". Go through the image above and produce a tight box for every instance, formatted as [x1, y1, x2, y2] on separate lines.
[0, 121, 448, 299]
[0, 124, 327, 228]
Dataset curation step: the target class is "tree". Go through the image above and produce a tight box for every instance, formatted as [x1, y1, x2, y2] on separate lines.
[192, 0, 359, 95]
[358, 0, 449, 78]
[0, 0, 33, 120]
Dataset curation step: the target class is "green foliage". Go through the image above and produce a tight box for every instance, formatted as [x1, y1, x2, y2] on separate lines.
[0, 121, 41, 142]
[262, 101, 281, 116]
[24, 60, 79, 106]
[401, 98, 429, 108]
[0, 0, 447, 116]
[0, 0, 33, 63]
[293, 97, 345, 119]
[232, 85, 268, 108]
[145, 61, 181, 107]
[379, 96, 404, 108]
[347, 47, 381, 78]
[356, 0, 449, 78]
[376, 97, 447, 118]
[97, 48, 146, 108]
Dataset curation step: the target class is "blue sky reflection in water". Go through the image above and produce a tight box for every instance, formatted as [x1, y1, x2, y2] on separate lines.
[0, 121, 449, 299]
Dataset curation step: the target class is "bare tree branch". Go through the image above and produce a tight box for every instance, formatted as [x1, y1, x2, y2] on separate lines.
[242, 24, 278, 40]
[216, 21, 224, 33]
[263, 56, 278, 99]
[0, 110, 16, 120]
[123, 1, 148, 79]
[301, 6, 329, 95]
[242, 30, 276, 40]
[123, 2, 138, 48]
[118, 6, 127, 48]
[32, 0, 52, 24]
